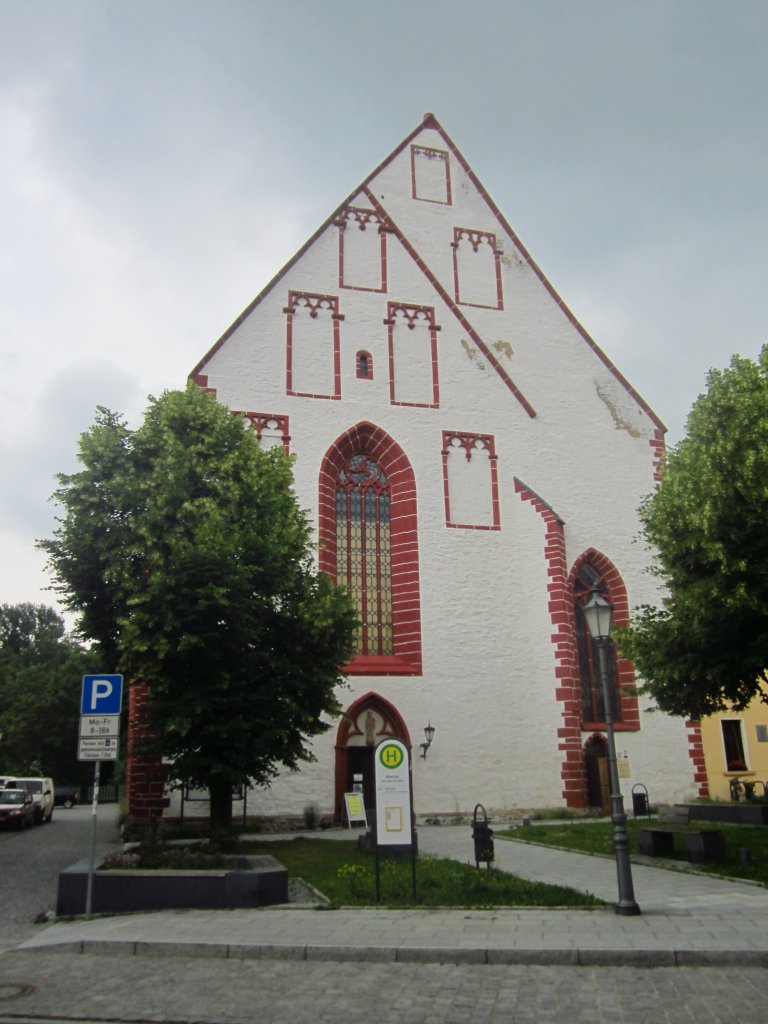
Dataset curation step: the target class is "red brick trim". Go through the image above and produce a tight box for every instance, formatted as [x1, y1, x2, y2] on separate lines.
[336, 206, 389, 293]
[190, 115, 441, 382]
[385, 301, 440, 408]
[568, 548, 641, 733]
[514, 479, 587, 807]
[685, 719, 710, 798]
[442, 431, 500, 529]
[190, 112, 664, 443]
[191, 373, 216, 396]
[431, 121, 667, 436]
[356, 351, 374, 380]
[334, 692, 412, 821]
[189, 380, 292, 453]
[285, 292, 343, 400]
[362, 187, 537, 419]
[319, 422, 422, 675]
[410, 144, 452, 204]
[239, 412, 291, 453]
[451, 227, 504, 310]
[650, 427, 665, 483]
[126, 681, 169, 822]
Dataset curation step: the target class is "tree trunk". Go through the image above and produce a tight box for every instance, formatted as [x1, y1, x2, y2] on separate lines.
[209, 777, 233, 839]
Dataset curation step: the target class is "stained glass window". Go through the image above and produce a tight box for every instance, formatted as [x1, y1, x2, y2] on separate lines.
[336, 454, 393, 656]
[574, 561, 621, 724]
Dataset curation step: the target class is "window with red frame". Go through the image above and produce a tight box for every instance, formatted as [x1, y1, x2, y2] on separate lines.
[574, 561, 621, 724]
[335, 453, 393, 656]
[356, 351, 373, 380]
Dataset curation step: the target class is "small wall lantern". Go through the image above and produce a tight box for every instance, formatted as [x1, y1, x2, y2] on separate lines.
[420, 722, 435, 759]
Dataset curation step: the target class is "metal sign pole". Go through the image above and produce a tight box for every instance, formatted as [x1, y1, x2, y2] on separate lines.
[373, 738, 413, 905]
[409, 752, 417, 902]
[78, 675, 123, 918]
[374, 810, 381, 903]
[85, 759, 101, 918]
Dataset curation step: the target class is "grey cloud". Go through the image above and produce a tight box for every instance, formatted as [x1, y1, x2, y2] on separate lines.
[0, 361, 142, 538]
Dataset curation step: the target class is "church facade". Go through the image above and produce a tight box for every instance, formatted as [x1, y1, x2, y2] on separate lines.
[138, 114, 705, 822]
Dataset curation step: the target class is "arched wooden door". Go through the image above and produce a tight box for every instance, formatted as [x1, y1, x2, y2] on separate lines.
[335, 693, 411, 824]
[584, 734, 610, 814]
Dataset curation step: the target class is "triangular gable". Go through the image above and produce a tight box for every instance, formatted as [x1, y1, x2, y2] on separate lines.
[190, 113, 665, 435]
[426, 116, 666, 434]
[359, 184, 536, 418]
[190, 117, 433, 382]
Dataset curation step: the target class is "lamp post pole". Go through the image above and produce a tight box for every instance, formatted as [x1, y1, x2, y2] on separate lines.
[583, 594, 641, 917]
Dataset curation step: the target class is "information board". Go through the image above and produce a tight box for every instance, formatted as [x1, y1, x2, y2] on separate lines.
[373, 738, 412, 846]
[343, 791, 368, 827]
[78, 736, 119, 761]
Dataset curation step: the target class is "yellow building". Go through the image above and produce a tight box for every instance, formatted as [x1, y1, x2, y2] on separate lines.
[700, 688, 768, 800]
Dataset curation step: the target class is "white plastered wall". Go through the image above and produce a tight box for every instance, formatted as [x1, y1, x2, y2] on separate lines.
[183, 121, 694, 817]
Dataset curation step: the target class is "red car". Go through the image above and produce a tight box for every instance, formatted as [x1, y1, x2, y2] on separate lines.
[0, 788, 35, 830]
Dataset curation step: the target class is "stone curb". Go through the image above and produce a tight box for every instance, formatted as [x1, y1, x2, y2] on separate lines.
[16, 941, 768, 968]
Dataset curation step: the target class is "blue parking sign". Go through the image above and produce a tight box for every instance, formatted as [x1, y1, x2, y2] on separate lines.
[81, 675, 123, 716]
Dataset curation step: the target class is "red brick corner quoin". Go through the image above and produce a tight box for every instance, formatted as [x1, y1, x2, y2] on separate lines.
[125, 681, 169, 822]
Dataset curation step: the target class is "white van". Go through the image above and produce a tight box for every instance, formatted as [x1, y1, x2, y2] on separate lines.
[0, 777, 54, 824]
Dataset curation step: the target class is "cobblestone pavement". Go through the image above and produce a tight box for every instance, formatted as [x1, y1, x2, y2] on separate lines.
[0, 951, 765, 1024]
[0, 804, 121, 952]
[3, 818, 766, 1022]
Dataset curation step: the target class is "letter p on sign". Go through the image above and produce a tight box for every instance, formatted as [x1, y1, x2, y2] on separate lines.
[81, 675, 123, 716]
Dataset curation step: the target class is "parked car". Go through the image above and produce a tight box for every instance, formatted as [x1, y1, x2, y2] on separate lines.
[53, 784, 79, 808]
[0, 777, 54, 823]
[0, 788, 36, 830]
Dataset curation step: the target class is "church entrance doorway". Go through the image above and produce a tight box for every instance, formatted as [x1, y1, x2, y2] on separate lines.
[334, 693, 411, 824]
[584, 734, 610, 813]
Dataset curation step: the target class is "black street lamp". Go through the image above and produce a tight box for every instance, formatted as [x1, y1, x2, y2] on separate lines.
[582, 593, 641, 916]
[420, 722, 435, 759]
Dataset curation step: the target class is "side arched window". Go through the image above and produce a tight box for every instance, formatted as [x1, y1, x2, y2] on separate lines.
[574, 560, 621, 724]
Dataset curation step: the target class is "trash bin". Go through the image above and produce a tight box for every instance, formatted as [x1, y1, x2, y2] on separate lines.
[471, 803, 494, 868]
[631, 783, 649, 818]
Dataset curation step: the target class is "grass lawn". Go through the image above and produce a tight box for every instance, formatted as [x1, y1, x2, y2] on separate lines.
[497, 820, 768, 886]
[238, 838, 605, 908]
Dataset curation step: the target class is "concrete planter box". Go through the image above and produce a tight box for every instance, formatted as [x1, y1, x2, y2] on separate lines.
[685, 803, 768, 826]
[57, 855, 288, 916]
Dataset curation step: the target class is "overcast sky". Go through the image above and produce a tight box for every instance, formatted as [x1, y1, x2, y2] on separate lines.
[1, 0, 766, 615]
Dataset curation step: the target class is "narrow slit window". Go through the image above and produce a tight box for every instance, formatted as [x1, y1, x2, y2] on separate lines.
[574, 562, 621, 725]
[356, 351, 373, 380]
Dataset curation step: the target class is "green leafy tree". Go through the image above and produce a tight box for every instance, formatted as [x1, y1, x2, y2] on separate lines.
[40, 384, 357, 832]
[621, 347, 768, 719]
[0, 603, 98, 782]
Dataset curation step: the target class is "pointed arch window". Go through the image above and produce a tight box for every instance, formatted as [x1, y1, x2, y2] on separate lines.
[336, 454, 393, 657]
[319, 422, 422, 675]
[574, 561, 621, 724]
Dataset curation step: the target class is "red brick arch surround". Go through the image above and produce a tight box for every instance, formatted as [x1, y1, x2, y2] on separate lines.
[334, 691, 412, 821]
[562, 549, 641, 807]
[568, 548, 641, 726]
[319, 421, 423, 675]
[515, 472, 642, 810]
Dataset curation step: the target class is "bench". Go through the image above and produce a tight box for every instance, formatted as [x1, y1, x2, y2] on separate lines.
[638, 807, 727, 864]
